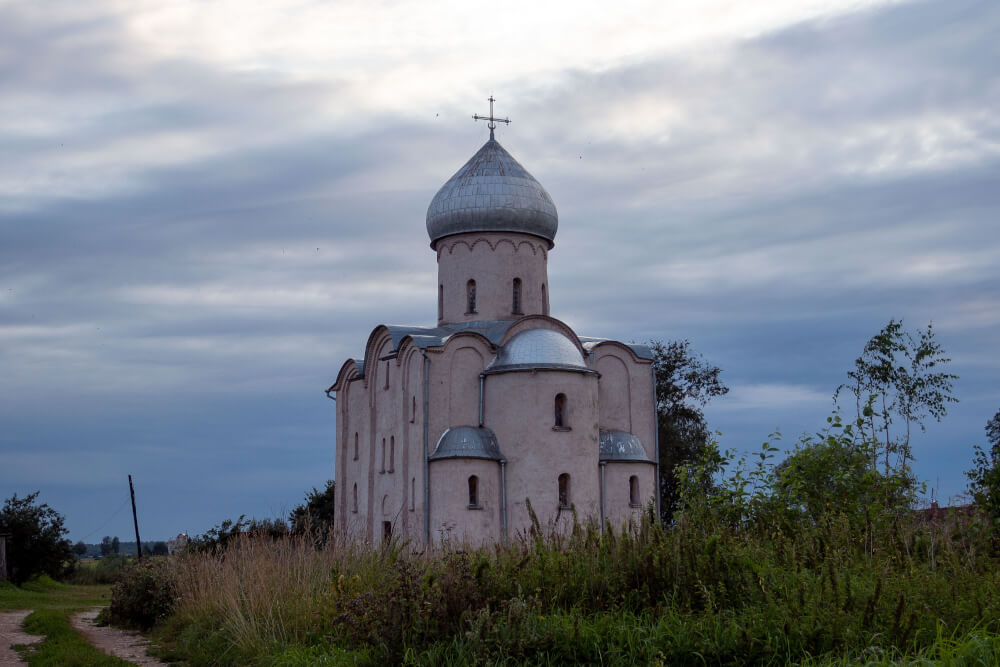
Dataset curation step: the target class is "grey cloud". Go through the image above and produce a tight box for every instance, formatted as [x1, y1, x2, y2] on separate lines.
[2, 0, 998, 540]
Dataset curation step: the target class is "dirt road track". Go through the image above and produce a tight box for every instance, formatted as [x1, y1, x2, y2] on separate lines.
[70, 608, 167, 666]
[0, 610, 42, 667]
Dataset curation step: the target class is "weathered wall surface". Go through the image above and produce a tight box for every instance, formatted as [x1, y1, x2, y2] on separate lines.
[603, 461, 656, 529]
[437, 233, 549, 324]
[429, 458, 503, 545]
[485, 369, 601, 537]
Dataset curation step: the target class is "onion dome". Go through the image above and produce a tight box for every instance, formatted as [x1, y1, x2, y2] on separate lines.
[429, 427, 503, 461]
[599, 430, 653, 463]
[426, 138, 558, 249]
[485, 328, 591, 374]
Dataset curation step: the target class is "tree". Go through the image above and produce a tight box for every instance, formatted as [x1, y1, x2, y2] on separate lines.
[111, 536, 120, 554]
[835, 320, 957, 482]
[151, 541, 169, 556]
[650, 339, 729, 522]
[289, 480, 336, 545]
[987, 410, 1000, 448]
[100, 536, 113, 556]
[967, 410, 1000, 521]
[0, 492, 75, 584]
[73, 541, 88, 557]
[772, 415, 916, 525]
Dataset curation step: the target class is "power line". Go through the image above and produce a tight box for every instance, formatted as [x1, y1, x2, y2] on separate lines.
[78, 495, 131, 542]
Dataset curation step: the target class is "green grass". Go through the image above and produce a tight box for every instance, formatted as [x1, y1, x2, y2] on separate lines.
[19, 609, 132, 666]
[0, 576, 111, 612]
[1, 576, 120, 665]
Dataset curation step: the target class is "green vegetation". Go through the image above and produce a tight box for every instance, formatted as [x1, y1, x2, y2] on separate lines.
[1, 492, 75, 584]
[136, 418, 1000, 665]
[67, 555, 129, 586]
[289, 480, 336, 545]
[20, 609, 130, 666]
[968, 409, 1000, 522]
[107, 559, 176, 630]
[0, 577, 118, 665]
[650, 339, 729, 523]
[0, 576, 109, 612]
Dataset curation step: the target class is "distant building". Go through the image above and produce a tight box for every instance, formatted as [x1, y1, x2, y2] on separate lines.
[328, 118, 658, 546]
[166, 532, 188, 555]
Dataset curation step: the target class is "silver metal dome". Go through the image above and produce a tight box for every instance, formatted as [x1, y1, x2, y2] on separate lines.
[599, 430, 653, 463]
[426, 138, 558, 249]
[485, 328, 590, 374]
[429, 426, 504, 461]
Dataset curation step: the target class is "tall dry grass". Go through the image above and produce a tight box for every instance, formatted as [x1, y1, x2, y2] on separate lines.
[170, 531, 383, 656]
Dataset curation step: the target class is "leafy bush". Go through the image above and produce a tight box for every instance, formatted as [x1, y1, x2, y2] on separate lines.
[108, 559, 176, 630]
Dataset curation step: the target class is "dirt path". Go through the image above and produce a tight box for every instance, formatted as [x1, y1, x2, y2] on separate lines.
[0, 610, 42, 667]
[70, 608, 167, 666]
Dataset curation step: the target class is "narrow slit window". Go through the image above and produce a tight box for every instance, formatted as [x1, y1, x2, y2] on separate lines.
[383, 521, 392, 540]
[554, 393, 567, 429]
[389, 436, 395, 473]
[541, 283, 548, 315]
[512, 277, 522, 314]
[384, 361, 389, 390]
[380, 438, 386, 473]
[466, 279, 477, 313]
[438, 284, 444, 320]
[410, 477, 415, 511]
[352, 484, 358, 513]
[353, 432, 359, 461]
[411, 396, 416, 423]
[468, 475, 479, 508]
[629, 475, 640, 506]
[558, 473, 570, 508]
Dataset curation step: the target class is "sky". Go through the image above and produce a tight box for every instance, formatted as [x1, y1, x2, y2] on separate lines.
[1, 0, 997, 543]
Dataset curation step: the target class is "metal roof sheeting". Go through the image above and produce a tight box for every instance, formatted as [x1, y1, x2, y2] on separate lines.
[429, 426, 504, 461]
[599, 430, 653, 463]
[426, 138, 558, 248]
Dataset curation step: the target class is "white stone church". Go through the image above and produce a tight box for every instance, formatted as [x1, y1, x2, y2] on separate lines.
[328, 110, 658, 546]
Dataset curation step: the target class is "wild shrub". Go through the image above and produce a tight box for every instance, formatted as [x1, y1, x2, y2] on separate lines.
[108, 559, 176, 630]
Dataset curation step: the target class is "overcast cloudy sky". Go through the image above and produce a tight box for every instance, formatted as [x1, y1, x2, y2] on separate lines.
[2, 0, 997, 542]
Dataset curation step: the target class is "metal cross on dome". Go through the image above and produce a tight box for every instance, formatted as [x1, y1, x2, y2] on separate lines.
[473, 96, 510, 139]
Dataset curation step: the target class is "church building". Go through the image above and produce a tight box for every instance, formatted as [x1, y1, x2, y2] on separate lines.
[327, 104, 658, 545]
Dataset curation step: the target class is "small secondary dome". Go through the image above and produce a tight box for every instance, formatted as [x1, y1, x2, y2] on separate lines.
[426, 138, 558, 249]
[599, 430, 653, 463]
[486, 328, 589, 374]
[429, 426, 503, 461]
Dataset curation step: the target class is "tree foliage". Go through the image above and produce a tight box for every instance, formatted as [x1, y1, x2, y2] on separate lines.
[968, 410, 1000, 522]
[187, 516, 289, 553]
[0, 492, 75, 584]
[650, 339, 729, 522]
[835, 320, 957, 481]
[289, 480, 336, 545]
[987, 409, 1000, 448]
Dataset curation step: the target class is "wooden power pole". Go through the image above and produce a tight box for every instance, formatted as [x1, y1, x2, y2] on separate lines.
[129, 474, 143, 560]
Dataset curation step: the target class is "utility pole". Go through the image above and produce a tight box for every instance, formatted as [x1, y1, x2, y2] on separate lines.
[129, 474, 143, 560]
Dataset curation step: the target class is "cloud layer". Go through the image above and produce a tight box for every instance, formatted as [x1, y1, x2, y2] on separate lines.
[1, 0, 997, 539]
